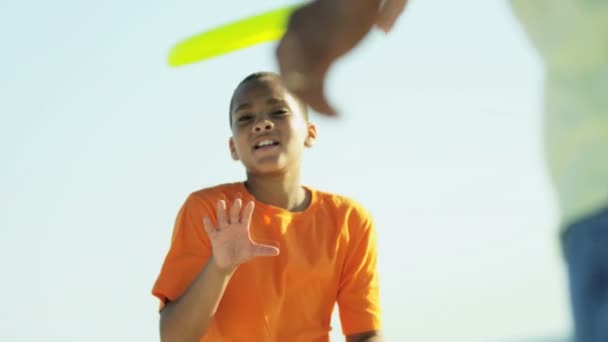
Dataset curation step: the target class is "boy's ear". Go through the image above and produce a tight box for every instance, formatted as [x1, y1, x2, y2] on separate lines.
[229, 137, 240, 160]
[304, 122, 317, 147]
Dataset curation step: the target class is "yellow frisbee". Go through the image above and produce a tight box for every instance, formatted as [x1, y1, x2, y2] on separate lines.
[168, 4, 301, 67]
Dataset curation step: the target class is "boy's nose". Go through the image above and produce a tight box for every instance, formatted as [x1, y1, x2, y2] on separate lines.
[253, 120, 274, 132]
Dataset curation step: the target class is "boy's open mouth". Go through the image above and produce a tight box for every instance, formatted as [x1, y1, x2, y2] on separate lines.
[254, 139, 280, 150]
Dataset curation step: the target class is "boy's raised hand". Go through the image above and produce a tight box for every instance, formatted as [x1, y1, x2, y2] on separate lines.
[203, 199, 280, 273]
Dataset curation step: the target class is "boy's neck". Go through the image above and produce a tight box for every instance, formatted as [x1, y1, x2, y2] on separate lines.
[244, 171, 310, 212]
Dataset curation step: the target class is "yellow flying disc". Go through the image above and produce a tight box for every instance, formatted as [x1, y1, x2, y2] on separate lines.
[168, 5, 301, 67]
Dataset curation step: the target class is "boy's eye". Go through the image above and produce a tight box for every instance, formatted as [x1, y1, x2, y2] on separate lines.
[272, 109, 289, 116]
[238, 114, 253, 122]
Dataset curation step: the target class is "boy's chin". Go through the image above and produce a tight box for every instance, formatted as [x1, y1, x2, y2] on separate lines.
[244, 162, 289, 176]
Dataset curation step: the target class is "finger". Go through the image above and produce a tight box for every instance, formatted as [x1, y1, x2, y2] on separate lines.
[377, 0, 408, 31]
[241, 201, 255, 227]
[202, 216, 216, 238]
[252, 243, 280, 257]
[295, 83, 337, 117]
[376, 0, 408, 33]
[216, 200, 228, 227]
[282, 69, 337, 116]
[229, 198, 242, 224]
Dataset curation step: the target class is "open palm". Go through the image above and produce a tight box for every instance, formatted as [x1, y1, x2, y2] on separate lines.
[203, 199, 280, 272]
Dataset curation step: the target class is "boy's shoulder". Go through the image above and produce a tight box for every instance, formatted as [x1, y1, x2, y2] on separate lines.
[187, 182, 243, 204]
[309, 186, 373, 218]
[192, 182, 241, 195]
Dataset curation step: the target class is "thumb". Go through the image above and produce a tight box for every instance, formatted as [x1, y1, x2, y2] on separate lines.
[252, 244, 280, 257]
[376, 0, 408, 33]
[285, 68, 337, 116]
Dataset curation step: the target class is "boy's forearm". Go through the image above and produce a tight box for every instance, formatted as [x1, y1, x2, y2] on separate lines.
[346, 330, 382, 342]
[159, 257, 235, 342]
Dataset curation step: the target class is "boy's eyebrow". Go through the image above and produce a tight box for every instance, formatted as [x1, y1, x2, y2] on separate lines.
[234, 98, 287, 113]
[266, 98, 287, 106]
[233, 102, 252, 113]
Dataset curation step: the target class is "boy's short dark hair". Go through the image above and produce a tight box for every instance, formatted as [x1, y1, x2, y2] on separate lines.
[229, 71, 309, 127]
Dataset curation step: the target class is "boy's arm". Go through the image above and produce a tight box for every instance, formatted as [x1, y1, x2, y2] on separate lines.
[156, 199, 279, 341]
[159, 257, 234, 341]
[337, 207, 382, 339]
[276, 0, 407, 115]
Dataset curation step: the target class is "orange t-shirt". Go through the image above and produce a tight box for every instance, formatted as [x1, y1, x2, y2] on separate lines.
[152, 182, 381, 341]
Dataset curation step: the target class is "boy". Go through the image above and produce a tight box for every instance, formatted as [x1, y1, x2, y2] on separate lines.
[151, 72, 382, 341]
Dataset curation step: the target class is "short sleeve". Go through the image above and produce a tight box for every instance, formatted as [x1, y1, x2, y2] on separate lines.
[337, 207, 382, 335]
[151, 194, 213, 310]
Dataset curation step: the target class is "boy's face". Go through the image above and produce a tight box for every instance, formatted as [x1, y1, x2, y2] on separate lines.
[229, 76, 316, 175]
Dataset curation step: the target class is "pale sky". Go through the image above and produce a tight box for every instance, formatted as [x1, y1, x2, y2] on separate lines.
[1, 0, 572, 341]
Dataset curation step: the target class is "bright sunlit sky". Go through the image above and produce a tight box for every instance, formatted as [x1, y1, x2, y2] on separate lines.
[1, 0, 573, 341]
